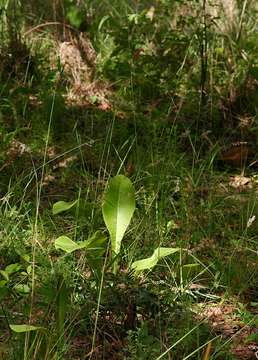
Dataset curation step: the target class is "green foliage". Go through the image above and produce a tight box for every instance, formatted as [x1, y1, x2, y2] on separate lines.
[66, 6, 85, 29]
[9, 324, 42, 333]
[54, 235, 82, 253]
[0, 257, 32, 300]
[1, 0, 258, 358]
[52, 200, 78, 215]
[127, 323, 161, 359]
[95, 1, 192, 104]
[54, 231, 107, 254]
[131, 247, 180, 274]
[102, 175, 135, 271]
[53, 175, 135, 275]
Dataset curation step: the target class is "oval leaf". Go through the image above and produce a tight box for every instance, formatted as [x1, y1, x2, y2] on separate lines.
[102, 175, 135, 256]
[54, 232, 107, 254]
[54, 236, 80, 253]
[131, 247, 180, 273]
[52, 200, 77, 215]
[10, 324, 42, 333]
[5, 263, 22, 275]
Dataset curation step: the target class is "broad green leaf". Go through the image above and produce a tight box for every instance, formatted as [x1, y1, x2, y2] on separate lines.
[102, 175, 135, 258]
[131, 247, 180, 273]
[54, 232, 107, 254]
[54, 236, 80, 253]
[52, 200, 77, 215]
[10, 324, 42, 333]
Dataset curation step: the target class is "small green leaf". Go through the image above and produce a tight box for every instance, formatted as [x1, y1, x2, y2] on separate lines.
[54, 232, 107, 254]
[131, 247, 180, 274]
[52, 200, 78, 215]
[10, 324, 42, 333]
[89, 95, 99, 104]
[54, 236, 79, 253]
[14, 284, 30, 294]
[5, 263, 21, 275]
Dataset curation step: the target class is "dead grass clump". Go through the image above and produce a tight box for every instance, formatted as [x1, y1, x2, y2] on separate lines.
[59, 34, 111, 109]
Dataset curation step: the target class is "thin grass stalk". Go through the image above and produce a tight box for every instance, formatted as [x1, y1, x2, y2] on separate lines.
[24, 92, 56, 359]
[89, 243, 110, 360]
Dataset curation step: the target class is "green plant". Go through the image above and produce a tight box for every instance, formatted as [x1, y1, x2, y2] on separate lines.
[102, 174, 135, 272]
[1, 1, 258, 358]
[0, 259, 31, 301]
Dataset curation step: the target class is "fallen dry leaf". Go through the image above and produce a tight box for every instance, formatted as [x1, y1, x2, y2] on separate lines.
[229, 175, 251, 189]
[195, 303, 258, 359]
